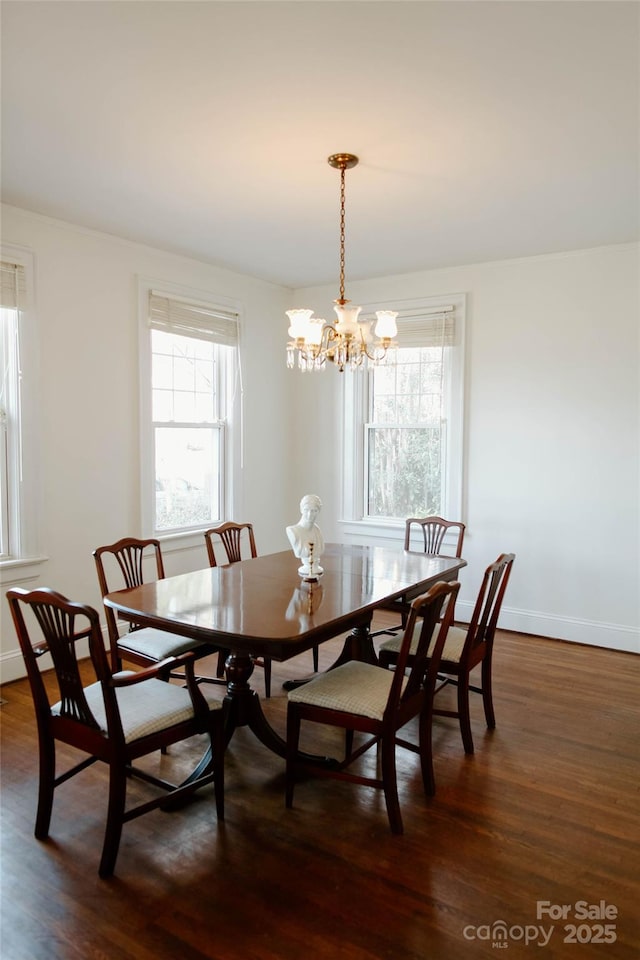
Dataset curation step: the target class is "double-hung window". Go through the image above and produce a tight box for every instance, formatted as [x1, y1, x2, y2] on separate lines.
[342, 294, 465, 539]
[140, 285, 241, 537]
[0, 249, 39, 564]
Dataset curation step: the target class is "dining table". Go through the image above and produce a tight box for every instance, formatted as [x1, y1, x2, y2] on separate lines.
[104, 542, 466, 766]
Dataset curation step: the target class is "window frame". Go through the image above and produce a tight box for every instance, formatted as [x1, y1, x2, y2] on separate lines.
[0, 245, 42, 571]
[340, 293, 466, 544]
[138, 278, 243, 543]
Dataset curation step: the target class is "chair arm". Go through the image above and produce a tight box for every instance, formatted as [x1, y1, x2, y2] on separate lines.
[181, 656, 214, 721]
[109, 649, 202, 687]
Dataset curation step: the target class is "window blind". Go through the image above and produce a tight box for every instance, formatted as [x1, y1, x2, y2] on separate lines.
[149, 292, 238, 346]
[0, 261, 26, 309]
[395, 306, 456, 349]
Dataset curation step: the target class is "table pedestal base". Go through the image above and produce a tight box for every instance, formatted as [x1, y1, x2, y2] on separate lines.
[282, 619, 376, 691]
[224, 653, 290, 756]
[182, 651, 337, 786]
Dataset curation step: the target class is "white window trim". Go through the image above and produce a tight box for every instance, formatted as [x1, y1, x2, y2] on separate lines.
[137, 277, 243, 547]
[0, 244, 44, 580]
[340, 293, 466, 545]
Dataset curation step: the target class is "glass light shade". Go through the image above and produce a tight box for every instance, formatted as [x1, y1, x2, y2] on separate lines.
[374, 310, 398, 339]
[305, 319, 325, 346]
[287, 308, 315, 339]
[333, 303, 362, 337]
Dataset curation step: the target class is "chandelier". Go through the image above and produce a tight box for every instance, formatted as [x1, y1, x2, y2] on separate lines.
[286, 154, 398, 373]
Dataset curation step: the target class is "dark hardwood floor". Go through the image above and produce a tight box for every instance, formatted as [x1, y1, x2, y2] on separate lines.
[1, 618, 638, 960]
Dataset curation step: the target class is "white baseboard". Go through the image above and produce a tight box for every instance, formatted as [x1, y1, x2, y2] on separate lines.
[1, 648, 42, 684]
[455, 601, 639, 655]
[2, 605, 637, 685]
[0, 636, 92, 684]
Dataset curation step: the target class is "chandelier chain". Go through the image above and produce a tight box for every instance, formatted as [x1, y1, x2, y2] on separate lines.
[339, 166, 346, 304]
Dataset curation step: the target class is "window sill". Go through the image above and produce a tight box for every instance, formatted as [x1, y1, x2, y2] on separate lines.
[0, 555, 48, 586]
[153, 529, 210, 556]
[338, 519, 405, 545]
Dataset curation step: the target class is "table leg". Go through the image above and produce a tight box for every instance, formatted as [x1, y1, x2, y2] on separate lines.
[224, 653, 290, 756]
[282, 616, 376, 691]
[221, 652, 339, 767]
[328, 620, 378, 668]
[178, 651, 338, 789]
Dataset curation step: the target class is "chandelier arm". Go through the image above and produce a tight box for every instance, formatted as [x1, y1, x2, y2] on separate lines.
[298, 323, 338, 362]
[360, 330, 384, 363]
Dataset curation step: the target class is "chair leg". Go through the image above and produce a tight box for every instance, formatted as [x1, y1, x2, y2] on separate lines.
[378, 650, 395, 671]
[345, 728, 354, 760]
[211, 715, 225, 822]
[381, 736, 403, 834]
[312, 644, 319, 673]
[285, 707, 301, 808]
[216, 648, 229, 678]
[35, 734, 56, 840]
[457, 673, 475, 755]
[263, 658, 272, 699]
[418, 706, 436, 796]
[99, 763, 127, 878]
[481, 655, 496, 729]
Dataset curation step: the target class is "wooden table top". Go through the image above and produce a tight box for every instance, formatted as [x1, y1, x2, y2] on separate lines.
[105, 542, 466, 661]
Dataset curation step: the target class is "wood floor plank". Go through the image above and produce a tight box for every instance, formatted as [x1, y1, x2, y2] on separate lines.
[1, 628, 639, 959]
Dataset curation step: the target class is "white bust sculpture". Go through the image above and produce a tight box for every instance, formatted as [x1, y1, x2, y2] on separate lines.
[286, 493, 325, 579]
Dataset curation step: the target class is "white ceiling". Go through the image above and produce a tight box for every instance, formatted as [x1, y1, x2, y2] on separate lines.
[1, 1, 638, 290]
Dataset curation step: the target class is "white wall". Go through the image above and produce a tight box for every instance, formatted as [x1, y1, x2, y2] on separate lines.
[288, 244, 640, 653]
[2, 210, 637, 680]
[0, 205, 295, 680]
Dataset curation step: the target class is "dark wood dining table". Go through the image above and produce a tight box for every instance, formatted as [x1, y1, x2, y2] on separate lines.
[105, 542, 466, 764]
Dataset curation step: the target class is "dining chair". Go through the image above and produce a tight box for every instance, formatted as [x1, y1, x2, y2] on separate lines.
[6, 586, 225, 878]
[285, 580, 461, 834]
[204, 521, 320, 697]
[404, 516, 466, 557]
[372, 515, 466, 638]
[379, 552, 515, 754]
[94, 536, 225, 682]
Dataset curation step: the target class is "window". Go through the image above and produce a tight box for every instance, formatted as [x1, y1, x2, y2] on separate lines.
[342, 294, 465, 537]
[140, 284, 241, 537]
[0, 248, 39, 564]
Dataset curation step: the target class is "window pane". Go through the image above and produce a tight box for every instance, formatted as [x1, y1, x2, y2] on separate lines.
[395, 389, 419, 423]
[372, 352, 441, 426]
[396, 359, 421, 402]
[154, 426, 221, 531]
[173, 356, 195, 391]
[422, 358, 443, 391]
[0, 307, 17, 558]
[174, 389, 199, 422]
[367, 426, 442, 518]
[373, 395, 397, 424]
[152, 389, 173, 422]
[151, 330, 216, 424]
[418, 394, 442, 422]
[152, 353, 173, 389]
[366, 342, 447, 519]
